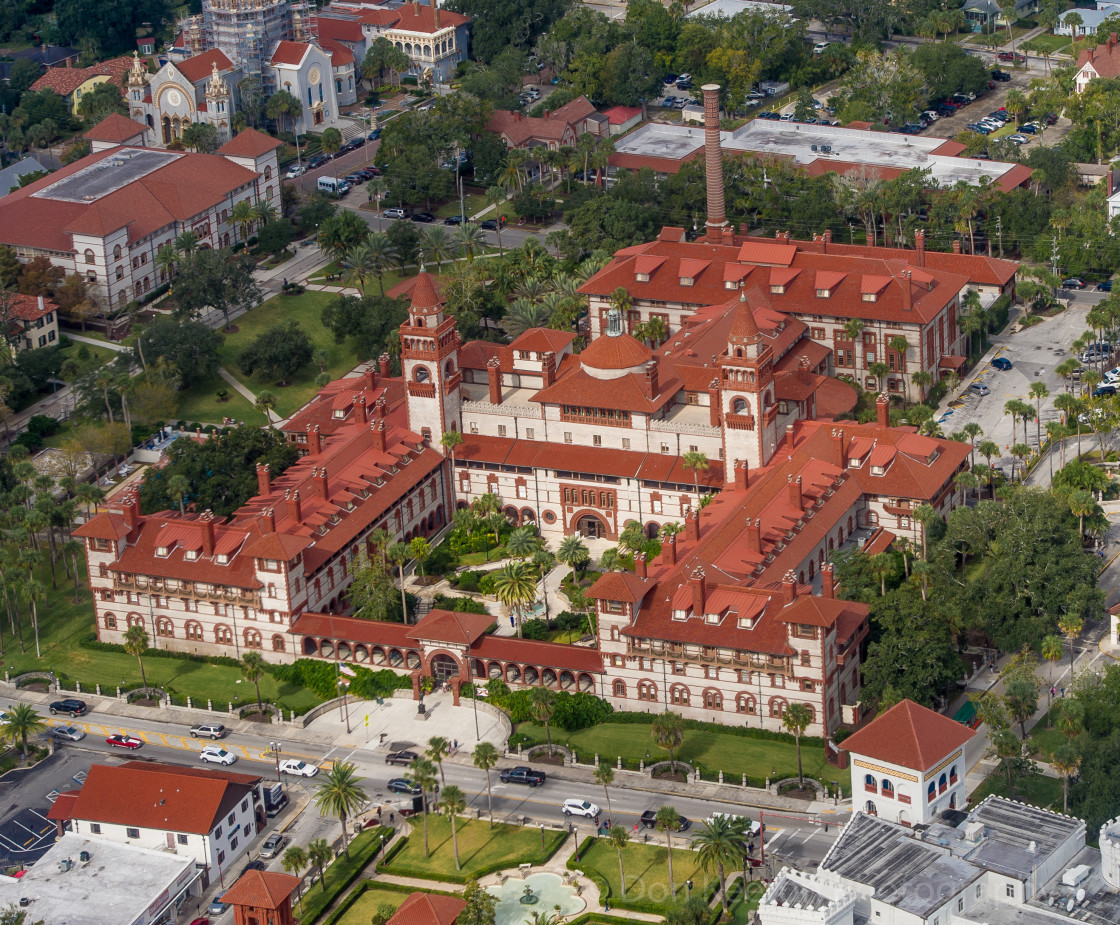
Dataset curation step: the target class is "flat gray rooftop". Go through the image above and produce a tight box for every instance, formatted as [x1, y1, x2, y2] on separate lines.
[36, 148, 180, 203]
[821, 813, 982, 918]
[960, 898, 1078, 925]
[614, 122, 708, 161]
[768, 876, 834, 909]
[687, 0, 792, 17]
[0, 833, 198, 925]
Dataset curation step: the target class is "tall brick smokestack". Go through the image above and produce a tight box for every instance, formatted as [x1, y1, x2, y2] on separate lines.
[702, 84, 727, 243]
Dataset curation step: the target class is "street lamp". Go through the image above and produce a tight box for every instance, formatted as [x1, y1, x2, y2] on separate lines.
[539, 823, 545, 859]
[377, 833, 386, 871]
[269, 741, 283, 787]
[338, 677, 352, 734]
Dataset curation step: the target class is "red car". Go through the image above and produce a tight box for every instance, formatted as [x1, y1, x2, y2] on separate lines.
[189, 920, 210, 925]
[106, 734, 143, 749]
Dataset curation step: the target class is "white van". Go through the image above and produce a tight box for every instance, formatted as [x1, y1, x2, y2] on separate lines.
[705, 812, 763, 836]
[317, 176, 350, 197]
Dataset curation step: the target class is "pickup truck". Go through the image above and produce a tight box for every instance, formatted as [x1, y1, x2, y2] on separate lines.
[499, 766, 547, 787]
[640, 810, 692, 831]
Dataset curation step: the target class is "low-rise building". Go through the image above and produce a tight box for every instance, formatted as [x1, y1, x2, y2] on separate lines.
[388, 892, 467, 925]
[350, 0, 472, 83]
[9, 293, 61, 353]
[486, 97, 605, 152]
[30, 55, 134, 113]
[0, 155, 50, 197]
[222, 869, 301, 925]
[1076, 32, 1120, 93]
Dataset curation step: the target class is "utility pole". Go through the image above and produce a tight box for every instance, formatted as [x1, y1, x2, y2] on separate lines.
[1051, 236, 1059, 296]
[996, 215, 1003, 259]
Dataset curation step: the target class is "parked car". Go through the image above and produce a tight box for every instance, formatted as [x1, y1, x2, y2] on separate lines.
[306, 155, 329, 169]
[385, 750, 418, 766]
[991, 70, 1011, 81]
[991, 357, 1013, 370]
[388, 778, 422, 795]
[499, 766, 547, 787]
[1095, 384, 1117, 397]
[190, 723, 227, 739]
[368, 128, 382, 140]
[106, 734, 143, 749]
[1098, 280, 1113, 292]
[561, 799, 600, 818]
[1044, 113, 1058, 125]
[50, 699, 88, 717]
[1061, 278, 1087, 290]
[241, 859, 266, 876]
[285, 164, 305, 179]
[639, 810, 692, 831]
[199, 746, 237, 765]
[384, 208, 409, 220]
[1007, 134, 1031, 145]
[412, 211, 435, 223]
[661, 97, 677, 108]
[443, 215, 466, 225]
[813, 41, 830, 53]
[279, 759, 319, 777]
[52, 725, 85, 742]
[207, 895, 229, 916]
[479, 219, 499, 230]
[260, 833, 288, 859]
[968, 382, 991, 397]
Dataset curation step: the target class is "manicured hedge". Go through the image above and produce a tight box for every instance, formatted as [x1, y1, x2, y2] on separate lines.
[299, 826, 394, 924]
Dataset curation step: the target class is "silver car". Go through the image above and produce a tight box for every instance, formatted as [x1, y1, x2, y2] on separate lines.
[52, 725, 86, 742]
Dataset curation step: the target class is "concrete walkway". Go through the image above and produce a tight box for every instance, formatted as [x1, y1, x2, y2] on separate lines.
[217, 367, 280, 423]
[68, 333, 128, 352]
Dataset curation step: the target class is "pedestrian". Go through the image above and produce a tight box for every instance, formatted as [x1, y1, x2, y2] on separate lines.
[1060, 686, 1066, 697]
[824, 822, 829, 833]
[389, 812, 395, 824]
[377, 805, 383, 821]
[634, 822, 639, 833]
[283, 278, 288, 288]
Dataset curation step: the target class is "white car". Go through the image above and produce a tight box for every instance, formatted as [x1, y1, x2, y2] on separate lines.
[562, 799, 600, 818]
[921, 110, 939, 122]
[813, 41, 830, 54]
[199, 746, 237, 766]
[279, 759, 319, 778]
[1105, 366, 1120, 382]
[286, 164, 306, 179]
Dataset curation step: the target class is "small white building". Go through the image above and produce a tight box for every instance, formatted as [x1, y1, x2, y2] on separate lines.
[841, 698, 975, 826]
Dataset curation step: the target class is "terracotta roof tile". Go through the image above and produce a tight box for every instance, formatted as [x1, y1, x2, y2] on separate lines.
[841, 699, 975, 771]
[220, 870, 300, 910]
[578, 332, 651, 371]
[218, 128, 284, 158]
[472, 636, 605, 673]
[386, 2, 470, 33]
[405, 609, 493, 645]
[509, 328, 575, 354]
[587, 571, 652, 603]
[31, 55, 132, 97]
[270, 41, 311, 67]
[388, 892, 466, 925]
[317, 15, 365, 42]
[84, 113, 148, 143]
[176, 49, 234, 83]
[321, 37, 355, 66]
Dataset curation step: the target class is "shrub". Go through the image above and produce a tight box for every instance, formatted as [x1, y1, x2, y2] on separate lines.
[13, 432, 43, 453]
[478, 572, 497, 595]
[270, 658, 411, 701]
[431, 594, 489, 614]
[28, 415, 62, 443]
[454, 571, 481, 593]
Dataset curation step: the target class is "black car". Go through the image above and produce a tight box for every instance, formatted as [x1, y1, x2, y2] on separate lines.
[499, 766, 547, 787]
[368, 128, 382, 140]
[443, 215, 465, 225]
[241, 859, 265, 876]
[388, 778, 422, 795]
[307, 155, 329, 169]
[639, 810, 692, 831]
[412, 212, 435, 223]
[50, 698, 88, 717]
[385, 750, 418, 766]
[1095, 384, 1117, 397]
[1062, 278, 1087, 290]
[1098, 280, 1113, 292]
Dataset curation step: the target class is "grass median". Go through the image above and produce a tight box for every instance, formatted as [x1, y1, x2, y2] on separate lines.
[574, 837, 707, 912]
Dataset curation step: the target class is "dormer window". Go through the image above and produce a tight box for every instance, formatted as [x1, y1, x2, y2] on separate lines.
[185, 550, 199, 561]
[815, 288, 831, 298]
[769, 285, 785, 295]
[848, 456, 862, 468]
[738, 617, 754, 629]
[705, 612, 720, 624]
[862, 292, 878, 302]
[636, 272, 650, 282]
[333, 409, 346, 419]
[725, 280, 740, 290]
[871, 465, 885, 475]
[156, 546, 168, 557]
[216, 554, 229, 564]
[680, 276, 694, 287]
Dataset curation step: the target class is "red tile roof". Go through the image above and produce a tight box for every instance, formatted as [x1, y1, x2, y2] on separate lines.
[84, 113, 147, 143]
[472, 635, 604, 673]
[317, 15, 365, 42]
[217, 128, 284, 159]
[587, 571, 651, 603]
[281, 371, 407, 439]
[509, 328, 575, 354]
[604, 105, 641, 124]
[384, 3, 470, 34]
[840, 699, 975, 771]
[388, 274, 447, 302]
[221, 870, 301, 910]
[1078, 40, 1120, 80]
[388, 892, 466, 925]
[270, 41, 311, 67]
[31, 55, 132, 97]
[321, 37, 355, 66]
[46, 790, 81, 822]
[10, 293, 56, 322]
[66, 763, 257, 834]
[578, 332, 651, 371]
[290, 611, 415, 647]
[486, 96, 596, 147]
[405, 609, 494, 645]
[176, 48, 234, 83]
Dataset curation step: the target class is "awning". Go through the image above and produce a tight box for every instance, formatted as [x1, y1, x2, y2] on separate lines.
[938, 355, 967, 370]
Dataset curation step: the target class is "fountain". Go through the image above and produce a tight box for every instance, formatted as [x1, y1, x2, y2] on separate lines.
[488, 872, 583, 925]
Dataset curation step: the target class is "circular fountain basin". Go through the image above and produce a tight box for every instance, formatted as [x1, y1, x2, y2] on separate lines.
[487, 872, 584, 925]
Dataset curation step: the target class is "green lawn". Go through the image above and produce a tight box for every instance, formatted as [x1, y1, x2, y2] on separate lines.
[216, 290, 356, 418]
[331, 886, 409, 925]
[1022, 34, 1070, 54]
[60, 339, 117, 377]
[9, 558, 320, 713]
[436, 194, 486, 219]
[576, 837, 707, 910]
[174, 376, 266, 428]
[727, 881, 768, 923]
[296, 828, 393, 925]
[383, 817, 567, 881]
[971, 768, 1063, 810]
[514, 721, 829, 786]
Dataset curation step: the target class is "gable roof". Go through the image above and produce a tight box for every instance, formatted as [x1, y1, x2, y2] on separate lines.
[176, 48, 234, 83]
[31, 55, 133, 97]
[220, 870, 300, 910]
[840, 699, 975, 772]
[270, 41, 311, 67]
[218, 128, 284, 158]
[1078, 38, 1120, 79]
[388, 892, 466, 925]
[84, 113, 148, 144]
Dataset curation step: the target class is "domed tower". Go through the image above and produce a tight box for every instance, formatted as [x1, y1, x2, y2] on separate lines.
[578, 307, 653, 380]
[204, 62, 232, 141]
[717, 291, 778, 478]
[400, 272, 462, 448]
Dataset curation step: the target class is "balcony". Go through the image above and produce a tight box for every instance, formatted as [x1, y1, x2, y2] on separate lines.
[407, 381, 436, 398]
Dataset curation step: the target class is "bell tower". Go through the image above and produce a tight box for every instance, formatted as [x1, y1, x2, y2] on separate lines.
[204, 62, 232, 142]
[400, 271, 461, 449]
[717, 291, 779, 478]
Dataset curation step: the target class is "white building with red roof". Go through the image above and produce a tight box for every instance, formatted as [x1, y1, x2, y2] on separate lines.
[348, 0, 472, 83]
[7, 293, 60, 353]
[1076, 32, 1120, 92]
[840, 698, 976, 826]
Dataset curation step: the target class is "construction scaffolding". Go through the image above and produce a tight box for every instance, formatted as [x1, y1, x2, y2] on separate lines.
[193, 0, 302, 78]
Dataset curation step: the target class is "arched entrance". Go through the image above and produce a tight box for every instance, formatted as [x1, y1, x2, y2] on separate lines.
[161, 115, 171, 144]
[577, 514, 606, 538]
[431, 653, 459, 681]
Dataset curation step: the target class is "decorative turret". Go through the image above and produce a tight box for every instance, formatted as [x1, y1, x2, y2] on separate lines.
[128, 52, 148, 88]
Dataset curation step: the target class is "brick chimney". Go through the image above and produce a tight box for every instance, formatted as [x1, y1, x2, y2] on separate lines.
[379, 353, 391, 378]
[1111, 31, 1118, 49]
[899, 271, 912, 312]
[256, 463, 271, 496]
[822, 229, 831, 250]
[313, 466, 328, 500]
[542, 351, 556, 386]
[788, 474, 802, 510]
[662, 532, 677, 566]
[914, 229, 926, 267]
[832, 428, 847, 468]
[735, 459, 749, 491]
[952, 240, 961, 254]
[722, 227, 734, 247]
[412, 0, 420, 12]
[781, 570, 797, 604]
[355, 395, 368, 424]
[685, 508, 699, 543]
[798, 355, 810, 383]
[708, 378, 721, 427]
[634, 552, 647, 578]
[746, 517, 761, 553]
[643, 360, 659, 399]
[307, 424, 321, 455]
[365, 366, 378, 390]
[702, 84, 727, 242]
[121, 493, 140, 531]
[821, 562, 835, 599]
[876, 392, 890, 428]
[690, 566, 706, 615]
[200, 510, 215, 557]
[487, 357, 502, 404]
[285, 489, 302, 522]
[373, 397, 387, 421]
[262, 507, 276, 533]
[372, 420, 387, 453]
[433, 0, 441, 30]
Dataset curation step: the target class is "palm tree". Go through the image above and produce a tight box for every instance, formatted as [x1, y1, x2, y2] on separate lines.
[307, 838, 333, 892]
[230, 198, 257, 245]
[387, 541, 410, 622]
[695, 814, 741, 913]
[681, 450, 709, 503]
[123, 624, 150, 695]
[782, 703, 813, 788]
[655, 805, 681, 898]
[977, 440, 1000, 495]
[1051, 742, 1081, 814]
[485, 185, 506, 255]
[343, 244, 376, 291]
[426, 736, 449, 786]
[438, 784, 467, 870]
[557, 535, 590, 574]
[409, 756, 439, 857]
[1011, 443, 1033, 482]
[21, 576, 44, 660]
[455, 223, 486, 263]
[599, 548, 623, 572]
[493, 561, 536, 638]
[253, 199, 277, 227]
[167, 474, 190, 514]
[473, 741, 500, 828]
[360, 232, 396, 296]
[254, 390, 278, 425]
[1029, 381, 1050, 447]
[419, 225, 456, 271]
[1041, 634, 1063, 722]
[1067, 489, 1095, 535]
[313, 761, 368, 859]
[607, 825, 630, 897]
[911, 370, 933, 403]
[594, 763, 614, 821]
[1, 703, 44, 761]
[1058, 612, 1083, 679]
[155, 243, 178, 289]
[652, 711, 685, 771]
[242, 651, 265, 713]
[505, 526, 540, 560]
[281, 844, 309, 907]
[529, 686, 556, 756]
[173, 230, 199, 255]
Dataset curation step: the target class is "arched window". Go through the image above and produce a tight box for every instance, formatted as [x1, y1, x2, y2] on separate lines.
[104, 613, 117, 630]
[245, 628, 262, 648]
[770, 698, 787, 717]
[866, 800, 877, 815]
[927, 781, 937, 802]
[113, 244, 121, 259]
[264, 166, 272, 179]
[84, 249, 95, 264]
[938, 772, 948, 794]
[731, 397, 748, 414]
[155, 617, 174, 637]
[865, 773, 876, 793]
[185, 621, 203, 641]
[414, 366, 430, 382]
[670, 684, 689, 706]
[736, 693, 756, 714]
[126, 612, 144, 628]
[612, 679, 626, 698]
[867, 511, 879, 526]
[637, 680, 657, 702]
[215, 625, 233, 645]
[881, 778, 894, 797]
[271, 634, 286, 652]
[703, 689, 723, 710]
[949, 764, 958, 785]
